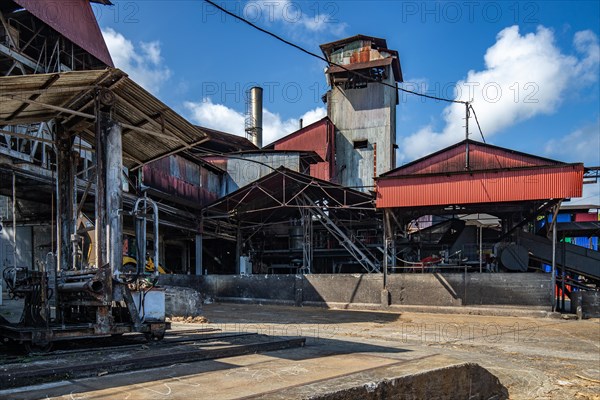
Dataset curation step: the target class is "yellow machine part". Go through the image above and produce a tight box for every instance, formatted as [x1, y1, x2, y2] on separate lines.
[123, 255, 168, 274]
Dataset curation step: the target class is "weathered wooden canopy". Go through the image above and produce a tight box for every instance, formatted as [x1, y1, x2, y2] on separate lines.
[0, 69, 208, 169]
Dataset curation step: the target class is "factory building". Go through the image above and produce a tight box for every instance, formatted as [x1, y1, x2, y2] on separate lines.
[0, 0, 598, 345]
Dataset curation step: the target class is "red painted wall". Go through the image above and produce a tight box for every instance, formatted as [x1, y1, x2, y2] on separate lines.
[271, 118, 335, 181]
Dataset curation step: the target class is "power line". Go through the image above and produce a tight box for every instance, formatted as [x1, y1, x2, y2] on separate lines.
[202, 0, 495, 166]
[203, 0, 466, 105]
[469, 104, 486, 143]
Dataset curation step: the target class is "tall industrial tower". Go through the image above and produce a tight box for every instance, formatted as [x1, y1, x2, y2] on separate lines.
[321, 35, 403, 190]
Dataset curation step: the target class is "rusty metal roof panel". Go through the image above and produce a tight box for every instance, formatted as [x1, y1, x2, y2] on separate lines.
[198, 126, 258, 152]
[321, 35, 402, 82]
[13, 0, 113, 67]
[376, 164, 584, 208]
[320, 35, 388, 57]
[382, 140, 566, 177]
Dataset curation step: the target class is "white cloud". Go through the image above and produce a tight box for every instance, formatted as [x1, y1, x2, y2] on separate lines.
[243, 1, 347, 38]
[400, 26, 600, 164]
[544, 120, 600, 165]
[544, 120, 600, 206]
[101, 28, 171, 94]
[184, 98, 326, 145]
[571, 183, 600, 206]
[185, 98, 245, 136]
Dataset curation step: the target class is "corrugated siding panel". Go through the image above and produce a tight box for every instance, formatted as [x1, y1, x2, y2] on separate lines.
[389, 142, 561, 176]
[310, 162, 331, 181]
[376, 166, 584, 208]
[143, 155, 220, 205]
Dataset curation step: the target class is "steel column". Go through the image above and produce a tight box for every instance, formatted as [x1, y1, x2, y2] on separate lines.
[550, 202, 562, 311]
[106, 121, 123, 281]
[95, 111, 109, 272]
[56, 124, 73, 273]
[195, 234, 203, 275]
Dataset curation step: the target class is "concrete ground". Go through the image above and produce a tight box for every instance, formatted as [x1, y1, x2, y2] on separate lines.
[1, 302, 599, 399]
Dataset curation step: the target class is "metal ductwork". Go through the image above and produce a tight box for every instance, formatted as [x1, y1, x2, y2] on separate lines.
[245, 86, 263, 148]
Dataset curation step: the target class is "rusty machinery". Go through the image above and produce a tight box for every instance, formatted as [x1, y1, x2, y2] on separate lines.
[0, 90, 168, 352]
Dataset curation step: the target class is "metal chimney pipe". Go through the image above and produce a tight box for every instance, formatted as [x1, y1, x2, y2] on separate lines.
[248, 87, 263, 148]
[299, 118, 303, 129]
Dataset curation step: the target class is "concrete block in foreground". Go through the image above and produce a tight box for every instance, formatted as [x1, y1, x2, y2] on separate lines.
[248, 355, 508, 400]
[163, 286, 203, 317]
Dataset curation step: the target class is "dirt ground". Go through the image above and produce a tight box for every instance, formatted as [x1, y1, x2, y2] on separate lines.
[1, 302, 598, 399]
[197, 303, 600, 400]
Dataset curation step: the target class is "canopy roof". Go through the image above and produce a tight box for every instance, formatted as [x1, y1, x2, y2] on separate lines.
[0, 69, 208, 169]
[377, 139, 584, 209]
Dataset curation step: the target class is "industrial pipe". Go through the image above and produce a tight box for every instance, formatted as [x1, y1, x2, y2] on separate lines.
[58, 279, 104, 293]
[246, 87, 263, 148]
[132, 195, 160, 278]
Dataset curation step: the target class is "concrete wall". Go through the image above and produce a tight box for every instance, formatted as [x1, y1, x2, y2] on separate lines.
[159, 272, 552, 309]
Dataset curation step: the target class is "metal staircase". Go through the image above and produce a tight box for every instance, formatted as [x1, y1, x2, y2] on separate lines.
[302, 194, 380, 273]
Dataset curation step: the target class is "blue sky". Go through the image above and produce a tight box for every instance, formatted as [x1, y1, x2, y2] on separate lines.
[95, 0, 600, 204]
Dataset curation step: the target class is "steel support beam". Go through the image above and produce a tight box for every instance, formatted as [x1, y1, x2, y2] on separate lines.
[550, 202, 562, 312]
[56, 124, 74, 273]
[195, 234, 203, 275]
[301, 207, 312, 274]
[106, 121, 123, 281]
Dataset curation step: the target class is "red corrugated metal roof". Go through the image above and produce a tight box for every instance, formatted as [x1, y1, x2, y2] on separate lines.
[14, 0, 113, 67]
[382, 140, 563, 177]
[376, 140, 585, 208]
[264, 117, 335, 181]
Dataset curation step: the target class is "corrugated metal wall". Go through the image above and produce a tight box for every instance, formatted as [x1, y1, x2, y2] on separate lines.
[329, 76, 397, 190]
[143, 155, 221, 206]
[377, 166, 584, 208]
[225, 153, 302, 193]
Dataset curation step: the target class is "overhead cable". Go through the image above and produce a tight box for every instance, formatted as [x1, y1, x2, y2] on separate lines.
[203, 0, 466, 105]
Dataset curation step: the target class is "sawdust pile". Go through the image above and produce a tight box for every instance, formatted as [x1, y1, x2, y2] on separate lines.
[167, 316, 208, 323]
